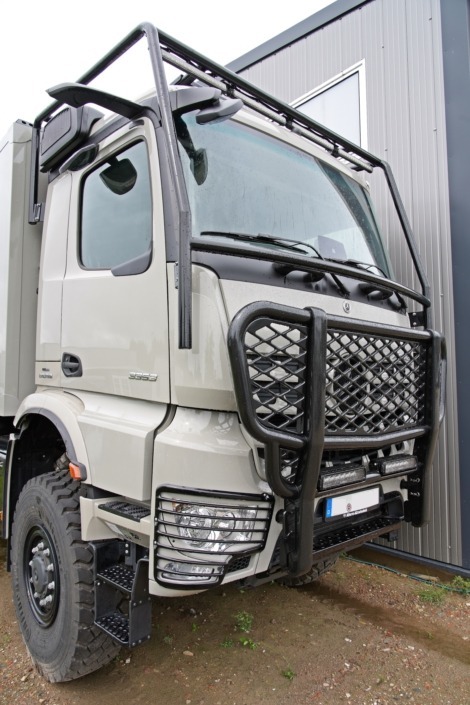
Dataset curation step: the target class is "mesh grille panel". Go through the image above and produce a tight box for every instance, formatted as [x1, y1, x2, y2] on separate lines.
[242, 318, 427, 438]
[245, 319, 308, 434]
[325, 330, 427, 435]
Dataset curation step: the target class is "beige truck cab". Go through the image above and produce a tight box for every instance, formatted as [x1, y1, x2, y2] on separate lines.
[0, 23, 445, 682]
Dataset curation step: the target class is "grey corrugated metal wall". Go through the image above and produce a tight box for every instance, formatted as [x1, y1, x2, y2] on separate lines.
[237, 0, 461, 566]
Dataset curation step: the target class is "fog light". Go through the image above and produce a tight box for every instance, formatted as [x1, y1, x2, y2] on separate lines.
[370, 454, 417, 476]
[161, 561, 224, 583]
[319, 465, 366, 491]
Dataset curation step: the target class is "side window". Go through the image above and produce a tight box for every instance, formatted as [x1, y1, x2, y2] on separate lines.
[81, 141, 152, 270]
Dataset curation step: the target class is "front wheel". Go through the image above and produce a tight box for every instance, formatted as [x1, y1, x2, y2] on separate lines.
[11, 467, 120, 682]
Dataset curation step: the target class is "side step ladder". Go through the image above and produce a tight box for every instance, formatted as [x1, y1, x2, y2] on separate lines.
[93, 542, 152, 647]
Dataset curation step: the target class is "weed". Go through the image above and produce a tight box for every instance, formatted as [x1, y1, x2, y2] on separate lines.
[417, 585, 446, 605]
[281, 667, 296, 681]
[191, 622, 198, 632]
[239, 636, 257, 649]
[221, 637, 234, 648]
[235, 611, 254, 633]
[451, 575, 470, 594]
[163, 635, 173, 645]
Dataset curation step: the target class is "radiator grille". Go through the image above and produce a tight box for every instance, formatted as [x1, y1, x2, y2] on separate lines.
[325, 330, 427, 435]
[243, 319, 427, 438]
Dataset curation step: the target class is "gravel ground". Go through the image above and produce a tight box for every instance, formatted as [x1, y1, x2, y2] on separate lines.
[0, 542, 468, 705]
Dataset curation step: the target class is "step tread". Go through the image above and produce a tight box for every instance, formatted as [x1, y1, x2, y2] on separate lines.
[95, 612, 130, 646]
[97, 563, 135, 593]
[99, 501, 151, 522]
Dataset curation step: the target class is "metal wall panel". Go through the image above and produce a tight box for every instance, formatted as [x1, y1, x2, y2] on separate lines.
[238, 0, 461, 565]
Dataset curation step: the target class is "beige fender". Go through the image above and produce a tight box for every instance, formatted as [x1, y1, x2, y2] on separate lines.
[15, 389, 169, 500]
[14, 389, 90, 471]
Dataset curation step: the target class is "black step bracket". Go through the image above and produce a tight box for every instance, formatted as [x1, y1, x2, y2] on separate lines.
[312, 516, 402, 559]
[409, 310, 426, 328]
[95, 612, 131, 646]
[94, 556, 152, 647]
[99, 501, 151, 522]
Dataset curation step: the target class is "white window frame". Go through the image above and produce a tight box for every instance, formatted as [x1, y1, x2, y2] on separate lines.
[292, 60, 368, 149]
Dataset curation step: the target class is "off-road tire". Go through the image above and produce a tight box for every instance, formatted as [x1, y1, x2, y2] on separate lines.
[277, 553, 340, 587]
[10, 465, 120, 682]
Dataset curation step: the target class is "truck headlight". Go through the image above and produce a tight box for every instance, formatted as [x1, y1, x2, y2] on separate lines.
[155, 490, 272, 587]
[175, 504, 256, 551]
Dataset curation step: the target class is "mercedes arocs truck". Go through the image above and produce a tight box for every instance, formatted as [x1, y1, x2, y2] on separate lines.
[0, 23, 445, 682]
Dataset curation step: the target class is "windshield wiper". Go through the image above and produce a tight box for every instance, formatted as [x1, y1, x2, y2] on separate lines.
[327, 257, 406, 308]
[201, 230, 319, 256]
[200, 231, 349, 296]
[326, 257, 387, 277]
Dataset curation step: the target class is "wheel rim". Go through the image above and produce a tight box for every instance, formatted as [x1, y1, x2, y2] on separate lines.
[24, 525, 60, 627]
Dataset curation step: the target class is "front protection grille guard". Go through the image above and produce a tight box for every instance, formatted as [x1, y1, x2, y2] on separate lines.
[228, 301, 446, 577]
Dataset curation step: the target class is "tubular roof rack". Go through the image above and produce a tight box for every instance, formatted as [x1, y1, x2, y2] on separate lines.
[29, 22, 431, 349]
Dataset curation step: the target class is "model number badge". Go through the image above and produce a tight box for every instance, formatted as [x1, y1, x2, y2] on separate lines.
[129, 372, 158, 381]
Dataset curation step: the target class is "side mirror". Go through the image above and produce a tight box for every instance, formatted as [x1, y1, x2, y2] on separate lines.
[191, 148, 208, 186]
[196, 97, 243, 124]
[100, 157, 137, 195]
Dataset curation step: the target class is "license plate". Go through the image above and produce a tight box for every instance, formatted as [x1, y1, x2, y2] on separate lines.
[325, 487, 380, 519]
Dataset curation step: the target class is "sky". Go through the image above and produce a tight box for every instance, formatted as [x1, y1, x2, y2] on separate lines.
[0, 0, 334, 135]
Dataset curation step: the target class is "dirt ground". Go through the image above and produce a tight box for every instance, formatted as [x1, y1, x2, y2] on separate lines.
[0, 542, 468, 705]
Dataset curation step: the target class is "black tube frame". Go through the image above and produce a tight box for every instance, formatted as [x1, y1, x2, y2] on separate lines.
[29, 21, 432, 351]
[228, 301, 445, 576]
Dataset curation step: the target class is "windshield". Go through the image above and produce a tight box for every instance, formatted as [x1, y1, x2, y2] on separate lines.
[176, 113, 392, 278]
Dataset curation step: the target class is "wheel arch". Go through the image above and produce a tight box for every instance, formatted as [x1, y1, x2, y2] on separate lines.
[3, 391, 89, 544]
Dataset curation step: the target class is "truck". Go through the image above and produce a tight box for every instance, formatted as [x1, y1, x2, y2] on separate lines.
[0, 22, 445, 682]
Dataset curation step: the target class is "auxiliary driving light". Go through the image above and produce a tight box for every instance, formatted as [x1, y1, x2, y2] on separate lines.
[319, 465, 366, 491]
[369, 454, 418, 476]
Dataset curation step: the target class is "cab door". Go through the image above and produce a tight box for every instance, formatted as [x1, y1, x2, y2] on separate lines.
[60, 119, 170, 403]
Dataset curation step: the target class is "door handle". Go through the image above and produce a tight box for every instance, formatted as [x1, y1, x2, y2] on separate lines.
[62, 353, 83, 377]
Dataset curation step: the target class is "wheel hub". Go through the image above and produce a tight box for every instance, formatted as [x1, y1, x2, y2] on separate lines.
[31, 549, 50, 591]
[25, 528, 59, 627]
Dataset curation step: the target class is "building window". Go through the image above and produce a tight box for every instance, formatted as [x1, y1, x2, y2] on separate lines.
[81, 141, 152, 270]
[293, 61, 367, 147]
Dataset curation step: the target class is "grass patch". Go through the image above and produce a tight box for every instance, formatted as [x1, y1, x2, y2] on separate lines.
[239, 636, 257, 650]
[417, 585, 446, 605]
[451, 575, 470, 595]
[234, 611, 254, 633]
[281, 667, 296, 681]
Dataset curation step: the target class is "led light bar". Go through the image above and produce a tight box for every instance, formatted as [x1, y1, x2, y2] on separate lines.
[370, 454, 418, 476]
[319, 465, 366, 491]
